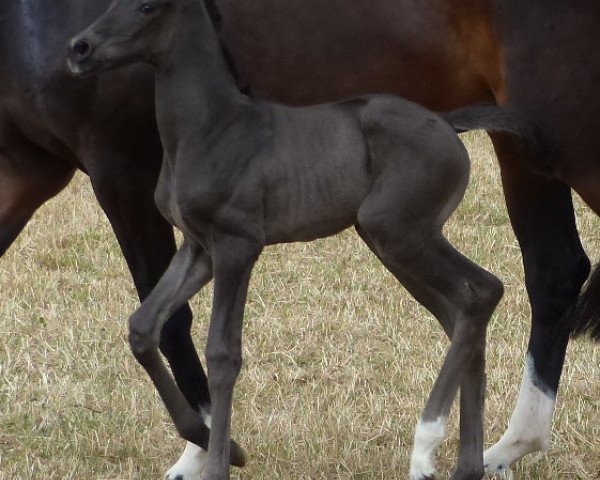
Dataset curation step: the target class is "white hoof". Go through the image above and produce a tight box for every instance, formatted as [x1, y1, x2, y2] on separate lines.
[409, 417, 447, 480]
[165, 442, 208, 480]
[483, 443, 516, 479]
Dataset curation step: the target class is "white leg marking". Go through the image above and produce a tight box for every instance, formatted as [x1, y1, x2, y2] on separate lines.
[484, 353, 555, 477]
[165, 414, 212, 480]
[409, 417, 447, 480]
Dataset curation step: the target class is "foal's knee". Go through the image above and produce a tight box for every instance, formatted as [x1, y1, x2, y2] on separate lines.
[128, 308, 159, 364]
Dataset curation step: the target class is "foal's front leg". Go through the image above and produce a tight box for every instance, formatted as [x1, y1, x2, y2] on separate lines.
[127, 240, 246, 469]
[201, 235, 262, 480]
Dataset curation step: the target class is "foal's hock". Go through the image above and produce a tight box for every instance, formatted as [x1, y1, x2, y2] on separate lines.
[66, 1, 532, 479]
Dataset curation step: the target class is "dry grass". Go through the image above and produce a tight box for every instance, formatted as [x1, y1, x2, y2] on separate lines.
[0, 132, 599, 479]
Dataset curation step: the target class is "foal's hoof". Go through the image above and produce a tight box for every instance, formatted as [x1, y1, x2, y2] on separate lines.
[449, 468, 484, 480]
[229, 438, 247, 467]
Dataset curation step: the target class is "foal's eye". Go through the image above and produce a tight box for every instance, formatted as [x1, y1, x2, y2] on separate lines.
[138, 2, 156, 14]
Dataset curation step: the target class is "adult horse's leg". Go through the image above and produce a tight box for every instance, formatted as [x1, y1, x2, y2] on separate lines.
[0, 122, 75, 256]
[87, 149, 211, 407]
[84, 148, 220, 476]
[483, 133, 590, 476]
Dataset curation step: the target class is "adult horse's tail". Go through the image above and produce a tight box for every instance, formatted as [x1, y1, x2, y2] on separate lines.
[571, 265, 600, 341]
[443, 105, 545, 165]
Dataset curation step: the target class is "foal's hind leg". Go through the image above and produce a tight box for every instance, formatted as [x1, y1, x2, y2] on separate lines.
[358, 124, 502, 479]
[357, 226, 501, 480]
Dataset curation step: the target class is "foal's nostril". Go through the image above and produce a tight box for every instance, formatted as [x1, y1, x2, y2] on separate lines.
[73, 38, 91, 59]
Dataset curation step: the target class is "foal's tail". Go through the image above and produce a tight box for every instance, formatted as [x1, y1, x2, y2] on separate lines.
[443, 105, 545, 166]
[571, 264, 600, 341]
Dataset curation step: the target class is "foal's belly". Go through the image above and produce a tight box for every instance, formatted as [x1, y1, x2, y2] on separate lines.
[263, 163, 369, 243]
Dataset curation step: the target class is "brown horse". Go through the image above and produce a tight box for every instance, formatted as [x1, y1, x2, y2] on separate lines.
[2, 0, 598, 478]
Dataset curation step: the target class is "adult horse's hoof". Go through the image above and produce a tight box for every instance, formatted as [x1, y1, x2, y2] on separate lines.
[409, 466, 437, 479]
[166, 442, 206, 480]
[483, 447, 515, 479]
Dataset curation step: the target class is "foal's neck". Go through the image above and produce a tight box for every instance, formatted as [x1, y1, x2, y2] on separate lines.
[154, 0, 246, 141]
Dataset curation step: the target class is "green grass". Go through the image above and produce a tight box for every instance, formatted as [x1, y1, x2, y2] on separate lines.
[0, 132, 599, 479]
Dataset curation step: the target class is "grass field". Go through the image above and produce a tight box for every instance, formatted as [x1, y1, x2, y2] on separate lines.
[0, 132, 598, 479]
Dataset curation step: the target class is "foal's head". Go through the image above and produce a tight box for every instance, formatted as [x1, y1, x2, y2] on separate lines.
[67, 0, 180, 76]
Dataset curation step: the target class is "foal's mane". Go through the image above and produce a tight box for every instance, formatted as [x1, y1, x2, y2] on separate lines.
[202, 0, 248, 93]
[203, 0, 222, 29]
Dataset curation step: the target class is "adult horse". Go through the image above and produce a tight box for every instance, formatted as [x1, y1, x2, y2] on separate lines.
[1, 0, 598, 478]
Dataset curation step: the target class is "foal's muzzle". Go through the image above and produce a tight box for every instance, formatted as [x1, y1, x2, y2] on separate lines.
[67, 36, 95, 75]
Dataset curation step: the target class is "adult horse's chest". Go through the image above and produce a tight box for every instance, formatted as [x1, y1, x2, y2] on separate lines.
[0, 0, 113, 158]
[1, 1, 94, 87]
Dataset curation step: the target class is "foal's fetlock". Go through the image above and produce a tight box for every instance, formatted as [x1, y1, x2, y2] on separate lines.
[450, 471, 484, 480]
[199, 463, 230, 480]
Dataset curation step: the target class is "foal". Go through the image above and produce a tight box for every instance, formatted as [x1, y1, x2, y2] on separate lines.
[68, 1, 508, 478]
